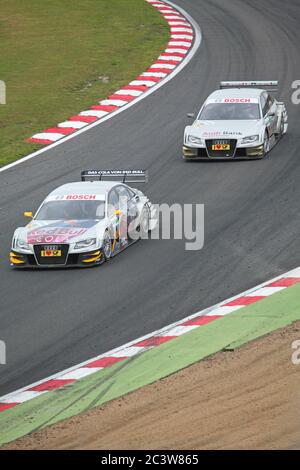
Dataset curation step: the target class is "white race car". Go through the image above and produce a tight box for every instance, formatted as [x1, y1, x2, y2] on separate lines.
[10, 170, 157, 268]
[183, 81, 288, 160]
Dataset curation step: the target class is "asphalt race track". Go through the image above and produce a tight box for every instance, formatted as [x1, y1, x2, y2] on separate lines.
[1, 0, 300, 396]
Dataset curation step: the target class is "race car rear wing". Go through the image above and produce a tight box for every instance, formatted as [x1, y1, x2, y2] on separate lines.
[220, 81, 278, 91]
[81, 169, 148, 183]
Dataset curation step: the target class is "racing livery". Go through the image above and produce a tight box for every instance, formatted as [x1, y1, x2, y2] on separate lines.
[10, 170, 157, 268]
[183, 81, 288, 160]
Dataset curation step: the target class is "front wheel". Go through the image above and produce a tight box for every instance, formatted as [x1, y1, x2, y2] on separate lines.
[263, 132, 270, 158]
[102, 231, 112, 261]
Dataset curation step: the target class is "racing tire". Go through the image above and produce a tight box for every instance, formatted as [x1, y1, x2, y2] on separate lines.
[277, 118, 285, 140]
[102, 231, 112, 261]
[262, 131, 270, 158]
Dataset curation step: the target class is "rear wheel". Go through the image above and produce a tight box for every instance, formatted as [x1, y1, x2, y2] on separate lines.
[139, 206, 150, 238]
[277, 118, 284, 140]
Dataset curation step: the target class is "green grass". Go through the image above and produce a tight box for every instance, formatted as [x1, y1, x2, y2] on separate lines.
[0, 0, 169, 167]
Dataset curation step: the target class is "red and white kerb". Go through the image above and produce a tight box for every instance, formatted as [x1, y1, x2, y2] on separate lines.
[0, 266, 299, 413]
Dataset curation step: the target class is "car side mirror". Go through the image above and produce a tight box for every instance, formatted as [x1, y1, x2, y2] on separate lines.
[187, 113, 195, 118]
[115, 209, 122, 216]
[23, 211, 33, 218]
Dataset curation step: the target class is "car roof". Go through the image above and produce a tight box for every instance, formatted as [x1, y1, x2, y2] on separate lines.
[208, 88, 264, 100]
[49, 181, 119, 197]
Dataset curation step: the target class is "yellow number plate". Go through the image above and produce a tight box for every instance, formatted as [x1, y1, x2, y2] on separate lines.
[212, 144, 231, 151]
[41, 250, 62, 257]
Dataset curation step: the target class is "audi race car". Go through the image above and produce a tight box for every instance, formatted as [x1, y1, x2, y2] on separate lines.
[10, 170, 157, 268]
[183, 81, 288, 160]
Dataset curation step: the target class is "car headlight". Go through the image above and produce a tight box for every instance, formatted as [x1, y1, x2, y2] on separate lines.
[241, 135, 259, 144]
[16, 238, 30, 250]
[187, 135, 204, 145]
[74, 238, 97, 250]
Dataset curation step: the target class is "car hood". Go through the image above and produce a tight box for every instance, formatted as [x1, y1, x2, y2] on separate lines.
[25, 219, 105, 244]
[189, 119, 262, 139]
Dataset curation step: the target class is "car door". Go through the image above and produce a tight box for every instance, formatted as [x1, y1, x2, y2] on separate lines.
[267, 94, 278, 135]
[115, 185, 138, 240]
[107, 188, 120, 241]
[262, 92, 277, 137]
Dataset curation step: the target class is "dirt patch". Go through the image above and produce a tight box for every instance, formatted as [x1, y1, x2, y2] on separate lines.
[4, 322, 300, 450]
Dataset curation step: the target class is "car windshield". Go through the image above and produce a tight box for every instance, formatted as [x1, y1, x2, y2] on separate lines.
[35, 200, 106, 220]
[199, 103, 261, 120]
